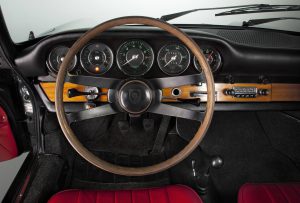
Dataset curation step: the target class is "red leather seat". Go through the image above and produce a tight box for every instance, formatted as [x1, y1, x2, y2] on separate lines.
[0, 106, 18, 161]
[48, 185, 202, 203]
[238, 183, 300, 203]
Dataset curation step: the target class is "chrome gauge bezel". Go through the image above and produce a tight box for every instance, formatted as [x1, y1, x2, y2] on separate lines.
[116, 39, 155, 76]
[193, 47, 222, 73]
[157, 43, 191, 76]
[193, 55, 203, 73]
[47, 46, 77, 74]
[80, 42, 114, 75]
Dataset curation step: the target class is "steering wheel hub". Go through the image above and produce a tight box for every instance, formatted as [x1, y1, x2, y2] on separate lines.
[118, 80, 152, 114]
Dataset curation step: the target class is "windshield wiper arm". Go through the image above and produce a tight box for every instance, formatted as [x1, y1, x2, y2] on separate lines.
[160, 4, 263, 21]
[242, 17, 300, 27]
[216, 4, 300, 16]
[159, 4, 300, 22]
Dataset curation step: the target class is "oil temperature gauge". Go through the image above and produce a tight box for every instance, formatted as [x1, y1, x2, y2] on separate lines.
[194, 47, 222, 73]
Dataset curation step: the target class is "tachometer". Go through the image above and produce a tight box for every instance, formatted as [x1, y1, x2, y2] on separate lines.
[47, 46, 77, 73]
[116, 39, 154, 76]
[194, 47, 222, 73]
[80, 43, 113, 75]
[157, 44, 190, 76]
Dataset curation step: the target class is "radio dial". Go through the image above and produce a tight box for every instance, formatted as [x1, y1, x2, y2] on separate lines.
[224, 89, 235, 96]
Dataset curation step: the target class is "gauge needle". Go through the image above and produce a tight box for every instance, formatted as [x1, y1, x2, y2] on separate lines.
[207, 52, 213, 61]
[164, 55, 177, 67]
[122, 54, 139, 66]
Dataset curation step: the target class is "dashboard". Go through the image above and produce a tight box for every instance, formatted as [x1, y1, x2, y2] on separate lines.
[14, 26, 300, 112]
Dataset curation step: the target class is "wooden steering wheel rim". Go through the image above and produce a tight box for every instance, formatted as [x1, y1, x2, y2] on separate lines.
[55, 16, 215, 176]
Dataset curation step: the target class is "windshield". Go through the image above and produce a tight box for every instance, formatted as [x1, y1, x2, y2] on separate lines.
[1, 0, 300, 43]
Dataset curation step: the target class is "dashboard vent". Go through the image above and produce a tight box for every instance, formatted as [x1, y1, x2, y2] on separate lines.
[217, 30, 300, 49]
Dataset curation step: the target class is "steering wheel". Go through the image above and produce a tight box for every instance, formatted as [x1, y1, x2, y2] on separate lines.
[55, 16, 215, 176]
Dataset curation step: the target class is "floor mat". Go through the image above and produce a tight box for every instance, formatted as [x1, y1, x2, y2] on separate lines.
[70, 151, 170, 190]
[71, 113, 162, 156]
[43, 112, 170, 191]
[68, 113, 171, 190]
[200, 112, 300, 203]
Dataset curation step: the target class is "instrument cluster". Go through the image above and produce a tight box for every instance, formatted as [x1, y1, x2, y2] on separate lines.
[46, 39, 222, 76]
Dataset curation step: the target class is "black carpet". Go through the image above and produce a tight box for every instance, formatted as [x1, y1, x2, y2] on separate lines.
[23, 155, 65, 203]
[42, 111, 300, 203]
[199, 111, 300, 203]
[257, 111, 300, 164]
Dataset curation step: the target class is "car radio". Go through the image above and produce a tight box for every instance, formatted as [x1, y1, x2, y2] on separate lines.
[223, 86, 269, 98]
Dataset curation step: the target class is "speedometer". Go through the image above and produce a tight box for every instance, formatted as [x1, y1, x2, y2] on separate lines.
[157, 44, 190, 76]
[116, 39, 154, 76]
[80, 43, 113, 75]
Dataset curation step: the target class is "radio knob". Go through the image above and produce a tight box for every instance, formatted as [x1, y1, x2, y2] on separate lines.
[258, 89, 269, 96]
[224, 89, 235, 96]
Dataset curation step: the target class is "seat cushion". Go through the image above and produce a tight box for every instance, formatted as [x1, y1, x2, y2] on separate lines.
[48, 185, 202, 203]
[238, 183, 300, 203]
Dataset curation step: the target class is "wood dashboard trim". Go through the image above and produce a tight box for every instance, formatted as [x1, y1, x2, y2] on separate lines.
[272, 84, 300, 101]
[39, 82, 300, 103]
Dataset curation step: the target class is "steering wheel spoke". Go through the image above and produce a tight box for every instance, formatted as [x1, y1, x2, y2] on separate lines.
[66, 104, 118, 123]
[148, 102, 204, 122]
[66, 74, 120, 88]
[149, 74, 204, 89]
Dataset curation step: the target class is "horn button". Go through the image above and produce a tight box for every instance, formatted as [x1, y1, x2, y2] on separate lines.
[118, 80, 153, 114]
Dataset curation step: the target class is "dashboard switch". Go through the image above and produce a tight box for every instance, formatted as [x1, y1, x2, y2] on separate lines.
[258, 89, 269, 96]
[68, 87, 104, 100]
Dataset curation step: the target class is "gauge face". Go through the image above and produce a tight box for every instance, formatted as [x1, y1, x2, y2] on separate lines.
[80, 43, 113, 75]
[157, 44, 190, 76]
[47, 46, 77, 73]
[116, 40, 154, 76]
[194, 47, 222, 73]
